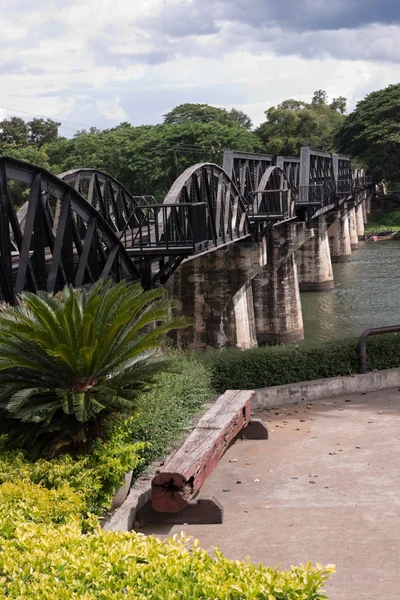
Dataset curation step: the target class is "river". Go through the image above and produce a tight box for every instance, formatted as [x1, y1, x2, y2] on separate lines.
[301, 240, 400, 342]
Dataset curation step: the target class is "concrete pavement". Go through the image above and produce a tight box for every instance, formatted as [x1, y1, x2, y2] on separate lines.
[141, 388, 400, 599]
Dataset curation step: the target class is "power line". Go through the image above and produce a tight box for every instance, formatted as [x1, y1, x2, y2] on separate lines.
[0, 105, 92, 130]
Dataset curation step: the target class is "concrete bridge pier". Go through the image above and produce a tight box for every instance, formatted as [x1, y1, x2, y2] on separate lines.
[355, 203, 365, 239]
[297, 215, 334, 291]
[328, 207, 352, 263]
[361, 192, 368, 224]
[348, 206, 359, 250]
[366, 193, 372, 214]
[167, 239, 266, 350]
[252, 223, 309, 345]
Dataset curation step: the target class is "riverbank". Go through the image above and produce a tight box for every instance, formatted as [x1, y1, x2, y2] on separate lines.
[364, 204, 400, 232]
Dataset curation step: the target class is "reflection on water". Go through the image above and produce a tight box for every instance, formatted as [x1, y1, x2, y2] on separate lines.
[301, 240, 400, 342]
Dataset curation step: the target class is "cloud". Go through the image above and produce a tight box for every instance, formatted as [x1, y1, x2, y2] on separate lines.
[0, 0, 398, 133]
[142, 0, 400, 36]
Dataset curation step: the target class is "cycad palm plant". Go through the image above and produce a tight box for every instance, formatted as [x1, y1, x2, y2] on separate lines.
[0, 281, 188, 455]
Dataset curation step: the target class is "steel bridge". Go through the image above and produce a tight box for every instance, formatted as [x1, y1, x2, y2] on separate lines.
[0, 148, 373, 303]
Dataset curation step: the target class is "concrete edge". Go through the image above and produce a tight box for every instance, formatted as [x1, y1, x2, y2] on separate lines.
[103, 474, 153, 532]
[252, 367, 400, 411]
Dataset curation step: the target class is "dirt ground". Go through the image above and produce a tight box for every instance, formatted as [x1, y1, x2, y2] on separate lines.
[141, 388, 400, 599]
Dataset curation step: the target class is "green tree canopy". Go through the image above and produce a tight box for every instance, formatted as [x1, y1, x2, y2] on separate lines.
[28, 118, 60, 147]
[163, 103, 253, 129]
[336, 84, 400, 183]
[0, 117, 60, 149]
[255, 91, 346, 156]
[0, 117, 28, 146]
[46, 119, 263, 198]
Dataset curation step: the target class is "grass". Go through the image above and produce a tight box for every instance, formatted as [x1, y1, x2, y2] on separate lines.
[364, 207, 400, 232]
[129, 352, 213, 478]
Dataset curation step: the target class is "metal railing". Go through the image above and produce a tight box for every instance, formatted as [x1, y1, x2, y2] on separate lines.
[336, 180, 352, 196]
[359, 325, 400, 374]
[297, 184, 335, 207]
[354, 176, 373, 189]
[120, 203, 208, 255]
[245, 189, 293, 221]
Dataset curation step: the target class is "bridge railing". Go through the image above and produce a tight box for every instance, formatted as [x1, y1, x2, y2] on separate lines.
[353, 176, 373, 188]
[336, 180, 352, 196]
[120, 203, 208, 256]
[245, 190, 292, 222]
[297, 184, 335, 207]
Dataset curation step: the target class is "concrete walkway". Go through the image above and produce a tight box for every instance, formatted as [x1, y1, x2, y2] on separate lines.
[141, 388, 400, 599]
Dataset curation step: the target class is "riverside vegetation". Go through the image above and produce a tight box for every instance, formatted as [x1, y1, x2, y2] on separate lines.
[0, 282, 334, 599]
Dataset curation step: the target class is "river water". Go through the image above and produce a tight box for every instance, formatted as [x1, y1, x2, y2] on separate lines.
[301, 240, 400, 342]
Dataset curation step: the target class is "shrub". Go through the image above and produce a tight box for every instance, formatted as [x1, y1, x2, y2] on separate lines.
[130, 353, 213, 469]
[0, 422, 147, 515]
[0, 481, 84, 538]
[201, 334, 400, 393]
[0, 354, 212, 514]
[0, 522, 334, 599]
[0, 281, 187, 455]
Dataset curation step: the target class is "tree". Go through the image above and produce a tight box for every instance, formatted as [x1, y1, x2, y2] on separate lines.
[330, 97, 347, 114]
[0, 117, 28, 146]
[228, 108, 253, 129]
[336, 84, 400, 183]
[163, 103, 253, 129]
[256, 92, 346, 156]
[0, 281, 187, 455]
[28, 118, 60, 147]
[311, 90, 328, 106]
[46, 120, 264, 199]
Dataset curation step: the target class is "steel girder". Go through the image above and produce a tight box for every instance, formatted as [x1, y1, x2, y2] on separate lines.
[0, 156, 139, 304]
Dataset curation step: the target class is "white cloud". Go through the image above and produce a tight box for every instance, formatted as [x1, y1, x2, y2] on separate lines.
[0, 0, 398, 131]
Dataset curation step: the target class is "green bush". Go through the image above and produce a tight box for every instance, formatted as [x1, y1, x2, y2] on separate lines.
[0, 281, 187, 455]
[201, 334, 400, 393]
[0, 354, 211, 514]
[130, 353, 213, 470]
[0, 518, 334, 599]
[0, 481, 84, 539]
[0, 422, 147, 515]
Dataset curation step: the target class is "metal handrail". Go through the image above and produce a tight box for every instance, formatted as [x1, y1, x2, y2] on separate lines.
[359, 325, 400, 374]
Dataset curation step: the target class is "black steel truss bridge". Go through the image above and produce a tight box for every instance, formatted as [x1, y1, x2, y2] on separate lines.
[0, 148, 372, 302]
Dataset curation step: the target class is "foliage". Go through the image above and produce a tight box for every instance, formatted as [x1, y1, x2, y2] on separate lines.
[131, 353, 213, 470]
[364, 208, 400, 231]
[0, 353, 211, 513]
[0, 117, 29, 146]
[163, 103, 253, 129]
[28, 118, 61, 147]
[0, 117, 60, 148]
[256, 91, 345, 156]
[0, 143, 54, 170]
[0, 421, 147, 514]
[47, 120, 263, 198]
[336, 84, 400, 183]
[0, 519, 334, 599]
[201, 334, 400, 393]
[0, 481, 83, 538]
[0, 281, 187, 454]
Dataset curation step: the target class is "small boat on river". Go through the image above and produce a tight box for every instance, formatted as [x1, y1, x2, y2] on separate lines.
[364, 229, 398, 241]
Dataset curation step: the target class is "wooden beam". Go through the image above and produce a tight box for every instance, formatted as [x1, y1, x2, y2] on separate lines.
[151, 390, 254, 513]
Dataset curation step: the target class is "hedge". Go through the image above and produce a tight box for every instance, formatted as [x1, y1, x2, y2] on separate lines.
[0, 488, 334, 599]
[201, 334, 400, 393]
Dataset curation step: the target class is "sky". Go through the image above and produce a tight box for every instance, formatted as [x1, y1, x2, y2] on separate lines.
[0, 0, 399, 136]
